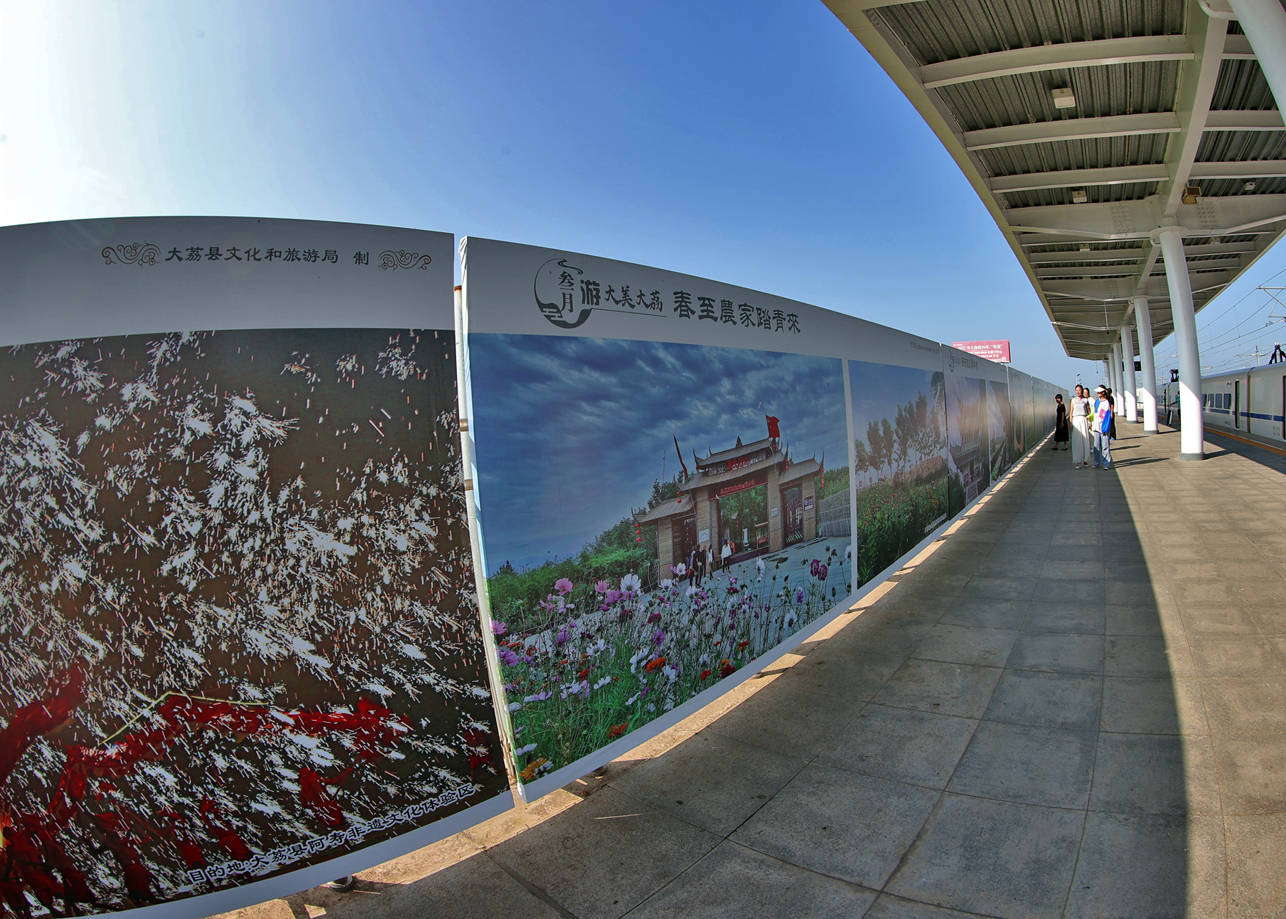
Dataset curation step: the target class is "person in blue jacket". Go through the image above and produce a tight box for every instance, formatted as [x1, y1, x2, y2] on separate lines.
[1092, 384, 1113, 469]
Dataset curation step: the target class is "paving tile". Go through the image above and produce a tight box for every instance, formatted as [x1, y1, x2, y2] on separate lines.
[1104, 603, 1168, 636]
[1225, 815, 1286, 919]
[730, 764, 938, 889]
[1180, 605, 1261, 636]
[960, 576, 1039, 601]
[983, 669, 1102, 732]
[1210, 735, 1286, 815]
[1100, 676, 1207, 735]
[1105, 635, 1195, 677]
[864, 895, 982, 918]
[628, 841, 876, 919]
[885, 794, 1083, 919]
[873, 658, 1002, 719]
[486, 785, 720, 919]
[705, 680, 834, 755]
[947, 721, 1095, 808]
[1201, 678, 1286, 736]
[1189, 637, 1280, 677]
[1024, 602, 1105, 635]
[1035, 576, 1107, 604]
[1090, 733, 1220, 816]
[606, 730, 807, 836]
[940, 597, 1029, 630]
[1065, 813, 1226, 919]
[1007, 633, 1105, 674]
[911, 624, 1020, 668]
[816, 703, 976, 789]
[771, 647, 904, 703]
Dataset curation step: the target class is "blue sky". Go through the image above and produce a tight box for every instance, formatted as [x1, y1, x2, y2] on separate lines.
[1, 0, 1281, 383]
[470, 335, 848, 572]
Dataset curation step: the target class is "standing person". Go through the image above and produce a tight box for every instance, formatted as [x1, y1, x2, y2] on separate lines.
[720, 539, 732, 569]
[1052, 394, 1069, 451]
[1092, 385, 1114, 469]
[1070, 384, 1092, 467]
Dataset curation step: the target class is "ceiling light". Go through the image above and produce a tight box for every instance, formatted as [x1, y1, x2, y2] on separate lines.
[1072, 188, 1088, 204]
[1052, 87, 1076, 109]
[1242, 180, 1257, 192]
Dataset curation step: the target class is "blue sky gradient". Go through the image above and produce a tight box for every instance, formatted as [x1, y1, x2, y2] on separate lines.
[2, 0, 1281, 383]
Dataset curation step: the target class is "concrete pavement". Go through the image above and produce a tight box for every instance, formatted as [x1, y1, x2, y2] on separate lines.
[213, 424, 1286, 919]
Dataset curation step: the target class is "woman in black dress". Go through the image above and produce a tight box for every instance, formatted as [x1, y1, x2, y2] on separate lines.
[1053, 394, 1069, 451]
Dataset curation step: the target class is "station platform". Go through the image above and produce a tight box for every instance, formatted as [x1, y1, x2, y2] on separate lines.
[215, 424, 1286, 919]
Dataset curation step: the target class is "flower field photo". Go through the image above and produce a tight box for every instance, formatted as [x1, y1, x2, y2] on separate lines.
[469, 334, 852, 784]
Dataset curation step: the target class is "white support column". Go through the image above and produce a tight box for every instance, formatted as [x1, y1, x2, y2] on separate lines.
[1132, 296, 1158, 433]
[1122, 325, 1138, 423]
[1157, 227, 1205, 459]
[1227, 0, 1286, 117]
[1110, 342, 1122, 410]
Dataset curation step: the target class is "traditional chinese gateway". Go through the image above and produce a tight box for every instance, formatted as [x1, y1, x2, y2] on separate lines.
[633, 431, 823, 581]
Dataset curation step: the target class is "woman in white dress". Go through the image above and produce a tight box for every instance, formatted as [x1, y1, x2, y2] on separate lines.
[1069, 384, 1092, 467]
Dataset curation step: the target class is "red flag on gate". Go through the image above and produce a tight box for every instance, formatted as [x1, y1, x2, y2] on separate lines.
[765, 415, 781, 439]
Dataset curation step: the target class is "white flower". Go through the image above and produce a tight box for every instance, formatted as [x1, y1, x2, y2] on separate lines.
[620, 573, 641, 593]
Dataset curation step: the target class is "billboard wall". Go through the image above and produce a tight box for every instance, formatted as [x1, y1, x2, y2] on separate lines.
[460, 238, 857, 799]
[0, 218, 510, 918]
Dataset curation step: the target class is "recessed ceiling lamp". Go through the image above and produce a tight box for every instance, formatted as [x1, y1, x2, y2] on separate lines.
[1242, 180, 1257, 192]
[1052, 87, 1076, 109]
[1072, 188, 1089, 204]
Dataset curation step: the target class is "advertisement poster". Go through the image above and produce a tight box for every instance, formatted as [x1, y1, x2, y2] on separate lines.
[943, 347, 991, 517]
[460, 238, 855, 798]
[847, 332, 949, 587]
[0, 218, 509, 917]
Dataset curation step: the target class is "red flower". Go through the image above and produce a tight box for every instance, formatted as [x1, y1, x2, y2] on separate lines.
[577, 667, 589, 680]
[699, 669, 712, 680]
[608, 723, 628, 739]
[645, 656, 667, 672]
[737, 640, 749, 651]
[719, 659, 736, 678]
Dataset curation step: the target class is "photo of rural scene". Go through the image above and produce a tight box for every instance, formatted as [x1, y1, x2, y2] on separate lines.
[945, 368, 990, 518]
[469, 334, 852, 784]
[988, 379, 1014, 482]
[0, 329, 504, 914]
[848, 359, 948, 587]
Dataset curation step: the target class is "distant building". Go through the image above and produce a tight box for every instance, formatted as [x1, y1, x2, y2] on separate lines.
[634, 434, 822, 580]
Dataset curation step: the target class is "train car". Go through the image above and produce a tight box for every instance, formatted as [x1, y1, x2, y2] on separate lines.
[1158, 363, 1286, 442]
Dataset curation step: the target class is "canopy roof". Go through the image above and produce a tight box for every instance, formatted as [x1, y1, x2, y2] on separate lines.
[825, 0, 1285, 359]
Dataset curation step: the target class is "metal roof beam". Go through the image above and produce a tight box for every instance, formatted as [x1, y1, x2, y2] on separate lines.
[1025, 241, 1254, 263]
[1005, 194, 1286, 239]
[1159, 11, 1229, 218]
[1189, 160, 1286, 179]
[1203, 110, 1286, 131]
[921, 36, 1194, 89]
[991, 165, 1169, 193]
[965, 113, 1181, 151]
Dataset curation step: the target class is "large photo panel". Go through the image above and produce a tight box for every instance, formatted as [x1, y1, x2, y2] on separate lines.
[845, 332, 949, 589]
[460, 238, 855, 799]
[943, 347, 992, 518]
[0, 218, 509, 918]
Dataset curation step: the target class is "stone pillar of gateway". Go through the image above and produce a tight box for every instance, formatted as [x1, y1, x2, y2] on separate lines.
[632, 433, 824, 584]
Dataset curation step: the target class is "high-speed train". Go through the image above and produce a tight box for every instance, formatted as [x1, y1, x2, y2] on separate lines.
[1159, 363, 1286, 442]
